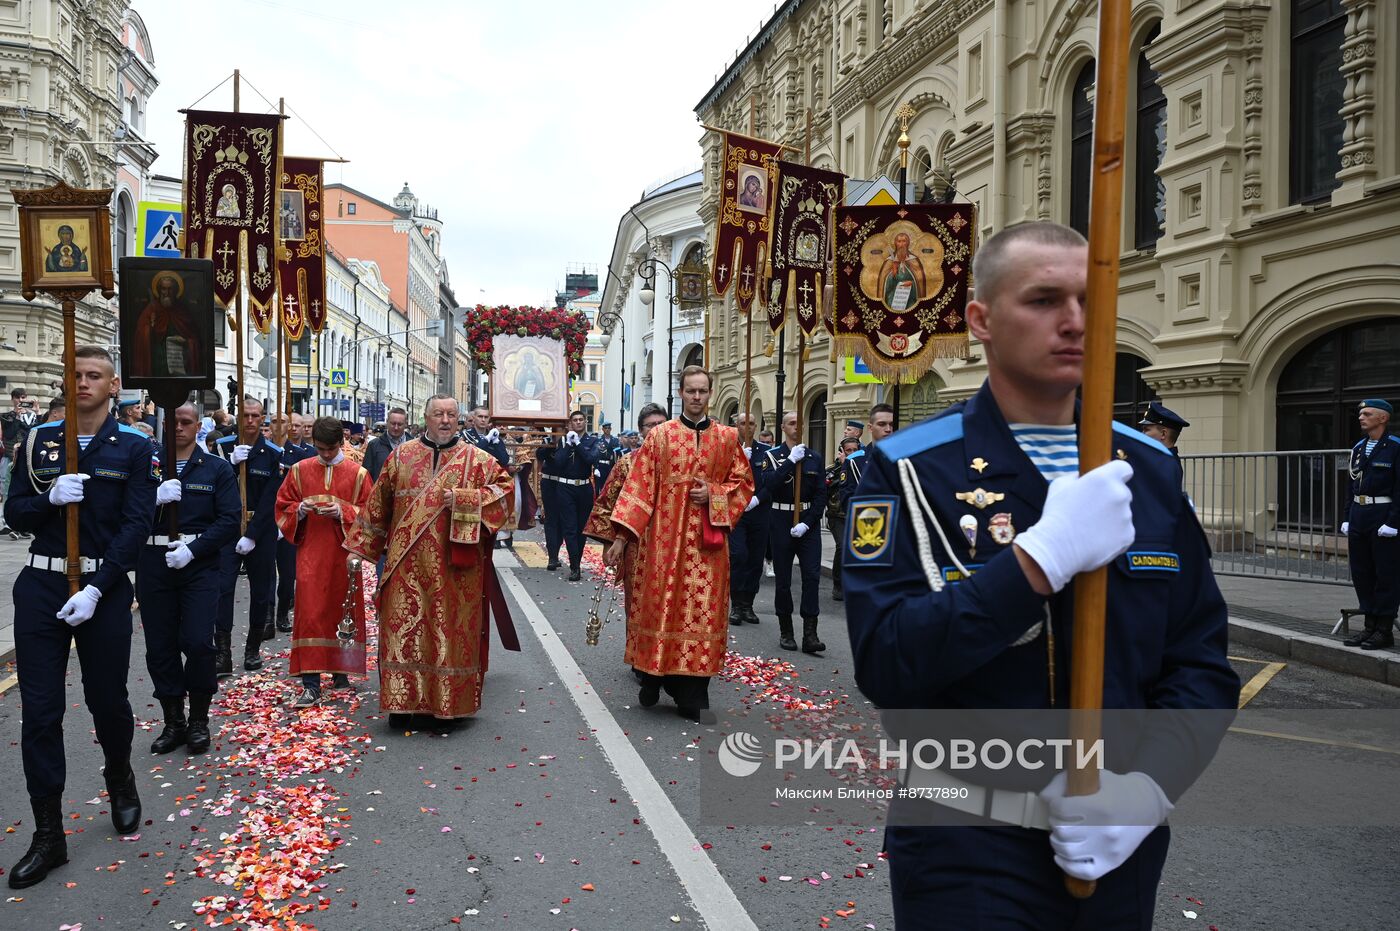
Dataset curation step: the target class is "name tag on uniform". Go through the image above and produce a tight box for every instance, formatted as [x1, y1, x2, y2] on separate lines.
[942, 564, 983, 583]
[186, 483, 215, 493]
[1125, 551, 1181, 573]
[250, 468, 271, 477]
[93, 467, 129, 480]
[846, 496, 898, 567]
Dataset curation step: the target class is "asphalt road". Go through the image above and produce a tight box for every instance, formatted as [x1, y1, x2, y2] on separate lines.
[0, 530, 1395, 930]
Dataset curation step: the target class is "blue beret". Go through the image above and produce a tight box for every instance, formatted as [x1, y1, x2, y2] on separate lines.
[1139, 402, 1190, 431]
[846, 420, 865, 430]
[117, 398, 141, 408]
[1360, 398, 1393, 415]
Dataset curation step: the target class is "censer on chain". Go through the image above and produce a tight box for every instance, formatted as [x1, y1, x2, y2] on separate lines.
[584, 566, 619, 646]
[338, 556, 362, 642]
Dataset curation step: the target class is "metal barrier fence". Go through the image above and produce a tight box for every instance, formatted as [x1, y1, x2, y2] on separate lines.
[1180, 449, 1352, 586]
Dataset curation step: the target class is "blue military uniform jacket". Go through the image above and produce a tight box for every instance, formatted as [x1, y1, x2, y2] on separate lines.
[537, 433, 603, 482]
[1347, 434, 1400, 532]
[843, 382, 1238, 801]
[3, 416, 157, 594]
[281, 441, 315, 468]
[213, 433, 283, 539]
[757, 442, 827, 527]
[465, 428, 511, 469]
[838, 448, 866, 511]
[153, 445, 241, 561]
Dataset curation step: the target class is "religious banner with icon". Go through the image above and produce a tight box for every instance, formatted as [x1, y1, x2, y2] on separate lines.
[182, 109, 283, 329]
[277, 156, 326, 339]
[710, 131, 781, 314]
[116, 256, 217, 391]
[767, 160, 843, 334]
[831, 204, 976, 382]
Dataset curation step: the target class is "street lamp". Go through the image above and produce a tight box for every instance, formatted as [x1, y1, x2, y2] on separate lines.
[637, 255, 676, 416]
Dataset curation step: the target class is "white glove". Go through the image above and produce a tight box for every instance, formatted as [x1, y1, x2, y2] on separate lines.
[788, 444, 807, 463]
[48, 473, 90, 506]
[165, 542, 194, 569]
[1341, 522, 1351, 534]
[790, 521, 809, 538]
[156, 479, 183, 506]
[230, 444, 252, 466]
[1380, 524, 1398, 538]
[486, 428, 500, 443]
[745, 495, 760, 512]
[1039, 770, 1173, 881]
[566, 431, 580, 446]
[1014, 460, 1135, 593]
[743, 446, 753, 460]
[235, 536, 256, 555]
[56, 584, 101, 626]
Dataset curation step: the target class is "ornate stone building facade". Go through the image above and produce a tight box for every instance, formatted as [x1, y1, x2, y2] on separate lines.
[695, 0, 1400, 460]
[0, 0, 128, 397]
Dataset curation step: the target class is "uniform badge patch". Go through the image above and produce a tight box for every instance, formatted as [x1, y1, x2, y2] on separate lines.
[942, 564, 983, 583]
[1126, 551, 1180, 572]
[958, 514, 978, 558]
[955, 487, 1005, 510]
[989, 512, 1016, 545]
[846, 496, 898, 566]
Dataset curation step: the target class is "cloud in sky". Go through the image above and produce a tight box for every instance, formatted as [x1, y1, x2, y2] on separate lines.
[140, 0, 772, 307]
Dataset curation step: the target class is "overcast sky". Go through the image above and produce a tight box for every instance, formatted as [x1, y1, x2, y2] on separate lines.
[141, 0, 771, 307]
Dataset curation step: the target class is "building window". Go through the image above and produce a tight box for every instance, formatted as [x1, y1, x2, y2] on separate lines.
[290, 331, 310, 364]
[587, 363, 599, 382]
[1134, 26, 1166, 250]
[347, 202, 357, 215]
[806, 392, 827, 455]
[115, 194, 132, 260]
[1290, 0, 1346, 204]
[1110, 353, 1159, 426]
[1069, 61, 1095, 236]
[581, 404, 595, 432]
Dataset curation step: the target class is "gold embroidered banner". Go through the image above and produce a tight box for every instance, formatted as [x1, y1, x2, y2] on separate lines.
[277, 156, 325, 339]
[710, 131, 780, 315]
[831, 204, 976, 382]
[767, 161, 843, 334]
[182, 109, 283, 330]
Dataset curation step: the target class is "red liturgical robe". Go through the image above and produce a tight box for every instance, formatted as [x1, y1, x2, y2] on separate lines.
[275, 456, 373, 676]
[610, 419, 752, 678]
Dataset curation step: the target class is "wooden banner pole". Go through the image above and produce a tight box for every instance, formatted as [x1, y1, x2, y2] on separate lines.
[232, 69, 248, 532]
[61, 300, 80, 596]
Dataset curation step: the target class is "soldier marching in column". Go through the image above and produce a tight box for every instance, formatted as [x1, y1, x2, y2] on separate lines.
[755, 410, 827, 653]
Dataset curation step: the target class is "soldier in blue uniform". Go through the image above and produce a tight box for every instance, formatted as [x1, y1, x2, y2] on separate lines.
[595, 421, 621, 488]
[1341, 398, 1399, 650]
[213, 398, 283, 673]
[4, 346, 155, 888]
[141, 402, 241, 757]
[728, 413, 771, 625]
[537, 409, 604, 581]
[826, 436, 863, 602]
[275, 413, 315, 634]
[465, 406, 511, 468]
[1139, 400, 1190, 485]
[843, 223, 1238, 928]
[757, 410, 827, 653]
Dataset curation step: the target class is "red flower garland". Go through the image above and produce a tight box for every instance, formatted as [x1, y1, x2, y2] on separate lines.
[465, 305, 590, 379]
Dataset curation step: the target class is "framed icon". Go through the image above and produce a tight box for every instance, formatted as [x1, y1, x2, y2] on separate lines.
[117, 257, 218, 392]
[490, 335, 569, 422]
[14, 181, 116, 299]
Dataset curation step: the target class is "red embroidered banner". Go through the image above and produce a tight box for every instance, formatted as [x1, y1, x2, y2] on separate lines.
[767, 161, 844, 334]
[182, 110, 282, 330]
[277, 156, 325, 338]
[831, 204, 976, 382]
[710, 131, 781, 315]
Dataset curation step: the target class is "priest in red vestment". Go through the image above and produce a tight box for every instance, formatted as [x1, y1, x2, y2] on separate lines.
[343, 395, 515, 732]
[275, 416, 373, 707]
[610, 367, 753, 723]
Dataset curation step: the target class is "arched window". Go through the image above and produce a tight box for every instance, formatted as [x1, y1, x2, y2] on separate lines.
[1111, 352, 1159, 426]
[1277, 319, 1400, 450]
[910, 147, 933, 202]
[682, 345, 704, 369]
[115, 193, 133, 260]
[1290, 0, 1346, 204]
[1134, 26, 1166, 250]
[806, 391, 827, 455]
[1069, 62, 1096, 236]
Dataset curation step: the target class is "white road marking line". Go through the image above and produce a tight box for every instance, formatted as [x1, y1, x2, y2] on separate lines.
[496, 563, 758, 931]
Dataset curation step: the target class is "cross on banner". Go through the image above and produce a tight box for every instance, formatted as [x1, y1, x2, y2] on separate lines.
[215, 241, 235, 271]
[741, 266, 753, 288]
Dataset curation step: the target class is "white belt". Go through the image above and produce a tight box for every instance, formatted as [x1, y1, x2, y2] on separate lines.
[1355, 495, 1392, 505]
[147, 533, 201, 546]
[903, 767, 1051, 831]
[771, 502, 805, 511]
[543, 475, 590, 487]
[27, 554, 102, 574]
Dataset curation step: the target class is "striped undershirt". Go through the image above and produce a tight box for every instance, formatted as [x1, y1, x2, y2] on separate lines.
[1009, 423, 1079, 481]
[1365, 438, 1379, 457]
[175, 459, 188, 476]
[76, 435, 93, 451]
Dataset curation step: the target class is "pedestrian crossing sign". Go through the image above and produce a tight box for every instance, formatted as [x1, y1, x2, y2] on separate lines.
[136, 201, 183, 257]
[330, 368, 348, 387]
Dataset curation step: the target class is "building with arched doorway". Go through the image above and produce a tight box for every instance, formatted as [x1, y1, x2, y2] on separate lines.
[691, 0, 1400, 464]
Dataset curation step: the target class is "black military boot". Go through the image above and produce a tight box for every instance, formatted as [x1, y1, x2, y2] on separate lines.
[214, 630, 233, 678]
[260, 607, 277, 641]
[568, 563, 582, 582]
[777, 615, 797, 652]
[276, 606, 293, 633]
[243, 629, 264, 671]
[801, 616, 826, 655]
[103, 759, 142, 836]
[150, 696, 187, 754]
[8, 795, 66, 889]
[186, 692, 213, 755]
[742, 592, 760, 624]
[1344, 614, 1377, 647]
[729, 598, 745, 626]
[1362, 617, 1395, 651]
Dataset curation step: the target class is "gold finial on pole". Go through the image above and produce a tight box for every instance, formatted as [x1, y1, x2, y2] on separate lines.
[896, 101, 916, 170]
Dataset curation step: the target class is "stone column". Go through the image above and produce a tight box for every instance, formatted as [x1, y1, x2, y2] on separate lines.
[1336, 0, 1378, 197]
